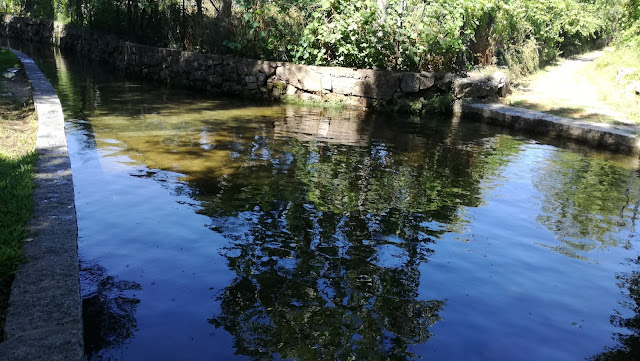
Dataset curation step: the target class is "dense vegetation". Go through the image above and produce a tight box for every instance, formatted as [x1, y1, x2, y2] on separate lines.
[2, 0, 634, 73]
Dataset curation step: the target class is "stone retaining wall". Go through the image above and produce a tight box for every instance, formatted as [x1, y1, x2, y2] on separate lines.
[0, 15, 507, 110]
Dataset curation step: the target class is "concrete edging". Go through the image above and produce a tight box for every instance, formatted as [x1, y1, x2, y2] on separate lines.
[0, 49, 83, 361]
[461, 102, 640, 155]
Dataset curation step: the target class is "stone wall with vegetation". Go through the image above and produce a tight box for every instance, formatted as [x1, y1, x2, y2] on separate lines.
[0, 15, 510, 112]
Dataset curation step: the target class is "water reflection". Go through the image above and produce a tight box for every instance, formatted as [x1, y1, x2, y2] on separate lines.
[81, 262, 142, 359]
[592, 255, 640, 360]
[8, 40, 640, 360]
[536, 157, 640, 259]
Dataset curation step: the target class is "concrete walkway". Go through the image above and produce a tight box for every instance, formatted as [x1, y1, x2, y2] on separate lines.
[0, 49, 83, 361]
[461, 102, 640, 154]
[506, 51, 635, 125]
[461, 51, 640, 154]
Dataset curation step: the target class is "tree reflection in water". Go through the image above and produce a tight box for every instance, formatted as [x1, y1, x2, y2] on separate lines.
[592, 174, 640, 361]
[536, 155, 640, 259]
[202, 132, 522, 360]
[592, 257, 640, 360]
[81, 262, 142, 360]
[208, 210, 445, 361]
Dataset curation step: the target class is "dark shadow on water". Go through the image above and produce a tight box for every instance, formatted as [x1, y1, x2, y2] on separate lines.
[81, 262, 142, 360]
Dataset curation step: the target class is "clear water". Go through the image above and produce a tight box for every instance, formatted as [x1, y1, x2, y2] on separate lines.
[8, 41, 640, 360]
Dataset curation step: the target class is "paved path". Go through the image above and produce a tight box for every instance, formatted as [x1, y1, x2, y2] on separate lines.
[0, 49, 83, 361]
[462, 51, 640, 154]
[462, 102, 640, 154]
[507, 51, 637, 129]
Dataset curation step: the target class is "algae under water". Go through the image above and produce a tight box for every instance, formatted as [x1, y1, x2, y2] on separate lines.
[9, 42, 640, 360]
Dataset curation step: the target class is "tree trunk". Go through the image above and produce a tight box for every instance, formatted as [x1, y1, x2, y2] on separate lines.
[75, 0, 84, 26]
[181, 0, 186, 50]
[127, 0, 132, 39]
[196, 0, 203, 48]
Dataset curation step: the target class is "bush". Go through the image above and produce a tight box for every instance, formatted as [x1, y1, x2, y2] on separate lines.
[224, 0, 609, 73]
[7, 0, 626, 74]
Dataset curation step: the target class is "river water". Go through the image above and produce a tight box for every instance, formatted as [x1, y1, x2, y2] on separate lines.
[7, 41, 640, 360]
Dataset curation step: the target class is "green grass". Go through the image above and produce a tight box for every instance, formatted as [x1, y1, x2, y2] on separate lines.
[281, 95, 347, 109]
[0, 48, 37, 341]
[0, 152, 37, 339]
[0, 48, 20, 73]
[578, 45, 640, 124]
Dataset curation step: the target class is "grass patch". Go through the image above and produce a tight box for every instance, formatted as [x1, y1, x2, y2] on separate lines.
[581, 46, 640, 124]
[0, 49, 20, 73]
[0, 48, 37, 342]
[505, 49, 640, 126]
[281, 95, 347, 110]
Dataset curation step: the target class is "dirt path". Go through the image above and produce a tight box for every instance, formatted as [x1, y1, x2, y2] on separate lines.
[506, 51, 638, 129]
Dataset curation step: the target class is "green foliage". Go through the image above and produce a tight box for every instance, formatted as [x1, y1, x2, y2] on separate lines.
[223, 0, 611, 72]
[224, 1, 305, 61]
[421, 93, 454, 114]
[2, 0, 631, 72]
[0, 49, 19, 72]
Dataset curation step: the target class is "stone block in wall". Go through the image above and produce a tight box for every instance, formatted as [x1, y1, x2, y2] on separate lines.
[321, 74, 332, 91]
[223, 55, 236, 65]
[141, 53, 163, 67]
[237, 59, 257, 75]
[236, 59, 277, 78]
[260, 61, 278, 77]
[401, 73, 420, 93]
[159, 48, 182, 58]
[223, 72, 239, 82]
[435, 72, 454, 91]
[207, 75, 223, 85]
[341, 70, 399, 100]
[453, 71, 508, 99]
[190, 71, 207, 81]
[419, 72, 436, 90]
[208, 54, 223, 65]
[222, 64, 237, 75]
[332, 77, 361, 96]
[223, 82, 243, 93]
[276, 64, 323, 93]
[329, 67, 364, 80]
[286, 84, 297, 96]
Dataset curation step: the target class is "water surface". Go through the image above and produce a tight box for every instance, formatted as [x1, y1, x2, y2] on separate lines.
[8, 41, 640, 360]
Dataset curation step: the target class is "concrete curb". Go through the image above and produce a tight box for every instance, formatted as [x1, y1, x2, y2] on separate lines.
[461, 102, 640, 155]
[0, 49, 83, 360]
